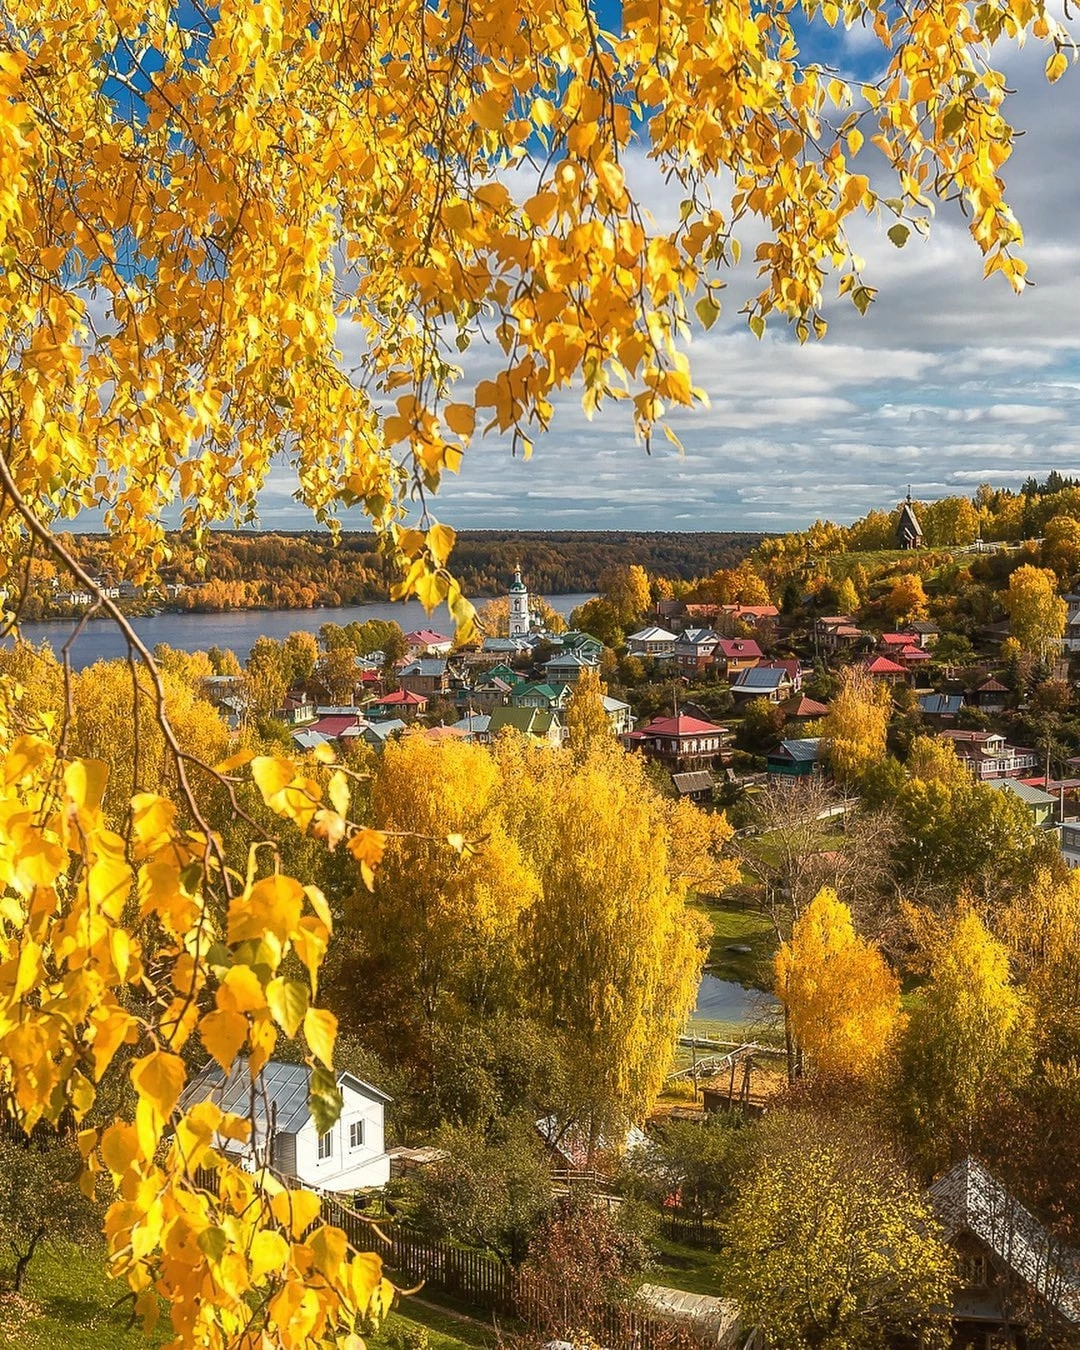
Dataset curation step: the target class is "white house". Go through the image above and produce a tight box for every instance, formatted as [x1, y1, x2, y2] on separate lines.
[178, 1058, 393, 1192]
[626, 626, 678, 659]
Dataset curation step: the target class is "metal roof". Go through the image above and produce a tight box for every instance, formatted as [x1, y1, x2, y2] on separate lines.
[772, 737, 822, 763]
[177, 1059, 392, 1138]
[985, 779, 1057, 807]
[918, 693, 964, 716]
[734, 666, 787, 689]
[672, 770, 716, 795]
[929, 1157, 1080, 1324]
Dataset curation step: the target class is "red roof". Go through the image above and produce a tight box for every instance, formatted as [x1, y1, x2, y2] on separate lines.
[310, 714, 364, 737]
[880, 633, 912, 646]
[780, 694, 829, 717]
[357, 670, 381, 683]
[638, 714, 726, 737]
[899, 645, 932, 661]
[862, 655, 908, 674]
[735, 605, 779, 619]
[405, 629, 450, 645]
[717, 638, 762, 660]
[375, 689, 428, 706]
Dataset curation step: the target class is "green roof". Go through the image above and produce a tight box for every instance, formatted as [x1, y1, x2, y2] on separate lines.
[489, 706, 562, 737]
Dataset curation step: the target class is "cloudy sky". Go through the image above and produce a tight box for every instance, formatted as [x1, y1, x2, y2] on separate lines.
[258, 24, 1080, 536]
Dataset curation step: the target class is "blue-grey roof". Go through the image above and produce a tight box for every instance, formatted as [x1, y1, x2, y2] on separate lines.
[772, 737, 822, 763]
[734, 666, 787, 690]
[363, 718, 406, 741]
[400, 658, 447, 677]
[177, 1058, 392, 1137]
[918, 693, 963, 716]
[455, 714, 491, 734]
[543, 651, 597, 669]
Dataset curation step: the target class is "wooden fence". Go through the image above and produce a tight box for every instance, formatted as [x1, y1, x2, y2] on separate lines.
[191, 1169, 715, 1349]
[658, 1209, 725, 1252]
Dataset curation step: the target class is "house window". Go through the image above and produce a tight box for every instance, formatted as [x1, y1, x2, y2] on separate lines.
[350, 1120, 365, 1150]
[318, 1131, 333, 1161]
[959, 1254, 987, 1288]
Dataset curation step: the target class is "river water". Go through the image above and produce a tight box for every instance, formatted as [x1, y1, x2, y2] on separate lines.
[10, 593, 595, 669]
[693, 974, 779, 1026]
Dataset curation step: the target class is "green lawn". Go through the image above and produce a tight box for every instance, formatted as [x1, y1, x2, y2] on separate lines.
[648, 1236, 722, 1298]
[0, 1243, 492, 1350]
[692, 894, 776, 988]
[0, 1243, 170, 1350]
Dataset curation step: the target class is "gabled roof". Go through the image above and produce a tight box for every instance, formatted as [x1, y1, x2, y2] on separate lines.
[405, 629, 450, 646]
[769, 737, 823, 764]
[862, 655, 908, 674]
[918, 693, 964, 716]
[309, 713, 365, 738]
[542, 651, 597, 669]
[178, 1058, 392, 1138]
[488, 705, 563, 736]
[929, 1157, 1080, 1324]
[672, 770, 716, 795]
[373, 688, 428, 706]
[677, 627, 721, 646]
[513, 682, 560, 700]
[455, 714, 491, 734]
[733, 666, 788, 690]
[897, 499, 923, 537]
[779, 694, 829, 718]
[601, 695, 630, 713]
[399, 658, 447, 677]
[363, 718, 406, 741]
[637, 714, 726, 737]
[717, 638, 763, 659]
[627, 626, 679, 643]
[975, 676, 1009, 693]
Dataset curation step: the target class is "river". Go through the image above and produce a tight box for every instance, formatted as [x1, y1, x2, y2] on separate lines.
[693, 974, 779, 1027]
[10, 593, 596, 669]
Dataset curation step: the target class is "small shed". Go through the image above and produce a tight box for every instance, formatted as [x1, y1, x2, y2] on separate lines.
[179, 1058, 393, 1192]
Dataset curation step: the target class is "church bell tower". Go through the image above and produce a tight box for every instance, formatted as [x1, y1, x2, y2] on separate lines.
[509, 564, 531, 637]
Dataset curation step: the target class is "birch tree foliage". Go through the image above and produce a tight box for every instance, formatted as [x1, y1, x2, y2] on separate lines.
[0, 0, 1073, 611]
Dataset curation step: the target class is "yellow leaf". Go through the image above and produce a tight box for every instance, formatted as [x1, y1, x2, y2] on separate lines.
[1047, 51, 1067, 83]
[199, 1008, 248, 1071]
[217, 963, 267, 1014]
[250, 1228, 290, 1282]
[304, 1006, 337, 1068]
[271, 1187, 322, 1238]
[266, 976, 309, 1038]
[130, 1050, 186, 1119]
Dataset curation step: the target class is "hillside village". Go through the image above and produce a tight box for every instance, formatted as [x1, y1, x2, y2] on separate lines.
[5, 478, 1080, 1350]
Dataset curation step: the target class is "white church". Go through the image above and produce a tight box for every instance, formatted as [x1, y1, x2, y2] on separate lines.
[509, 564, 531, 637]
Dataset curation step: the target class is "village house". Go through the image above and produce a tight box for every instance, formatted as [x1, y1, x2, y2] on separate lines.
[814, 615, 864, 655]
[766, 738, 824, 782]
[671, 769, 717, 805]
[602, 695, 633, 737]
[178, 1059, 393, 1192]
[1064, 594, 1080, 654]
[625, 713, 727, 773]
[674, 628, 722, 677]
[986, 779, 1058, 828]
[929, 1156, 1080, 1347]
[464, 674, 514, 709]
[367, 688, 428, 721]
[558, 630, 605, 661]
[778, 693, 829, 722]
[714, 637, 763, 679]
[860, 654, 912, 686]
[397, 658, 450, 698]
[541, 650, 598, 684]
[907, 619, 941, 648]
[404, 628, 452, 657]
[968, 676, 1010, 713]
[487, 704, 566, 747]
[511, 681, 570, 711]
[939, 730, 1039, 781]
[730, 666, 794, 704]
[918, 692, 964, 723]
[720, 603, 780, 632]
[278, 692, 318, 726]
[626, 625, 679, 660]
[1060, 820, 1080, 868]
[360, 719, 406, 752]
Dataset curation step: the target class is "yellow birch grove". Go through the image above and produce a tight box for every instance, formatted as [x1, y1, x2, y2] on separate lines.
[0, 0, 1074, 1343]
[1003, 564, 1067, 662]
[774, 888, 904, 1079]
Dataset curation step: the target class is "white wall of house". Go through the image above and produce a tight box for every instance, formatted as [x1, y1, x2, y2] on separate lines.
[294, 1087, 390, 1191]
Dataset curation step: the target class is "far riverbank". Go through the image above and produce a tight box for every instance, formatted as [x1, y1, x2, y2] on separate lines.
[11, 594, 595, 670]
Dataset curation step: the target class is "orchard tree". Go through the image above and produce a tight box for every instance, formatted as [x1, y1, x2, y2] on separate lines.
[0, 1135, 101, 1292]
[0, 0, 1074, 1340]
[774, 888, 903, 1082]
[1004, 565, 1067, 662]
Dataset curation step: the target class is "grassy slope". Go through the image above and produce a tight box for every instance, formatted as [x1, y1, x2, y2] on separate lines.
[0, 1245, 489, 1350]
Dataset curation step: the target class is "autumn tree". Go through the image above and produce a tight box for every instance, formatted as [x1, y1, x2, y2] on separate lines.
[886, 572, 929, 625]
[1004, 564, 1067, 662]
[0, 0, 1074, 1339]
[821, 667, 891, 786]
[245, 634, 288, 717]
[1042, 514, 1080, 583]
[898, 907, 1033, 1164]
[835, 574, 860, 615]
[722, 1111, 955, 1350]
[566, 667, 612, 752]
[1000, 869, 1080, 1061]
[598, 564, 652, 627]
[568, 596, 625, 649]
[774, 888, 903, 1083]
[282, 630, 320, 689]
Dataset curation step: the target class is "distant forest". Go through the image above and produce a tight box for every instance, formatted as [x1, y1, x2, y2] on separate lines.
[62, 529, 763, 612]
